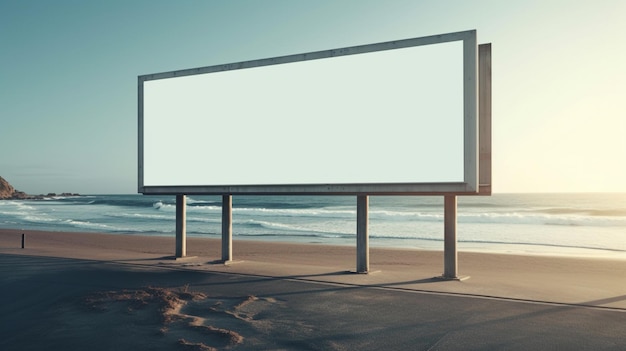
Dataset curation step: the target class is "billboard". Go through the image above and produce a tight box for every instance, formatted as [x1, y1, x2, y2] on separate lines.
[139, 30, 486, 195]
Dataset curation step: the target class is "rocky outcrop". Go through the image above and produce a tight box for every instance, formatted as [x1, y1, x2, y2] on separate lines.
[0, 176, 18, 199]
[0, 176, 79, 199]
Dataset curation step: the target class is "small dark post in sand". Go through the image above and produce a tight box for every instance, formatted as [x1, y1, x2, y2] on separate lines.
[21, 233, 25, 249]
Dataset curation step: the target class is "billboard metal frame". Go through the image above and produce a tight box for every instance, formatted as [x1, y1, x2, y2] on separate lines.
[138, 30, 482, 196]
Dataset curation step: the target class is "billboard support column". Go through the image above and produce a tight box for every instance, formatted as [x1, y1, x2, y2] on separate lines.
[442, 195, 467, 280]
[221, 195, 233, 262]
[356, 195, 369, 273]
[175, 194, 187, 258]
[443, 195, 457, 278]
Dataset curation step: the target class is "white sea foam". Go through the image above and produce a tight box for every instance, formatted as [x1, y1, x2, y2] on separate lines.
[238, 218, 350, 236]
[153, 201, 626, 228]
[458, 211, 626, 227]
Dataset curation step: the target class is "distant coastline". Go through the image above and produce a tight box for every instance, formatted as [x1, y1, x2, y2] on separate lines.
[0, 176, 79, 200]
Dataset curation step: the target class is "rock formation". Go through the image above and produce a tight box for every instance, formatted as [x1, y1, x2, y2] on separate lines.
[0, 176, 79, 199]
[0, 176, 19, 199]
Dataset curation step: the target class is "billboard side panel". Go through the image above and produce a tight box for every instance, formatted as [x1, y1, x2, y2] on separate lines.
[463, 32, 478, 192]
[479, 43, 492, 195]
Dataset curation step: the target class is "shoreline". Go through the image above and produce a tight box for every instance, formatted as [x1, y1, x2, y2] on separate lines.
[2, 226, 624, 261]
[3, 227, 625, 263]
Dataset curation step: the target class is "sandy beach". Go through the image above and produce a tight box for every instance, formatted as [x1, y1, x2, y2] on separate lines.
[2, 229, 626, 350]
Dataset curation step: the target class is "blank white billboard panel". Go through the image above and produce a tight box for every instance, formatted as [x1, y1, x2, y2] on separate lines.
[139, 30, 478, 195]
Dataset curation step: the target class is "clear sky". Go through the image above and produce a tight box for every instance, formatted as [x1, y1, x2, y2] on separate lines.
[1, 0, 625, 194]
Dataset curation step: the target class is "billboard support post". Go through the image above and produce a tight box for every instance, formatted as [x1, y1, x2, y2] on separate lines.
[221, 195, 233, 262]
[356, 195, 369, 273]
[175, 194, 187, 258]
[442, 195, 468, 280]
[443, 195, 457, 278]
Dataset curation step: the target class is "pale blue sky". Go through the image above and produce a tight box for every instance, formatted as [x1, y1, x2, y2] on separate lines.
[1, 0, 625, 194]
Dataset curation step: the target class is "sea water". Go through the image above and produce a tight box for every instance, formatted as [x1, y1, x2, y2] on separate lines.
[1, 193, 625, 258]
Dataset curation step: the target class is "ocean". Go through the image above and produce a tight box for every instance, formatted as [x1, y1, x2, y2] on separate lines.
[1, 193, 625, 259]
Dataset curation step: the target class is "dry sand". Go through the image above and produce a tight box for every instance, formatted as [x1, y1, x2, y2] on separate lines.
[1, 229, 626, 350]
